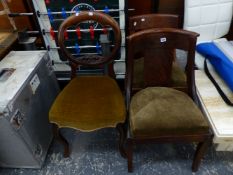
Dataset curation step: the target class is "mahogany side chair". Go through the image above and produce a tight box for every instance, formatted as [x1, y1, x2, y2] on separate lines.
[125, 28, 213, 172]
[49, 11, 126, 157]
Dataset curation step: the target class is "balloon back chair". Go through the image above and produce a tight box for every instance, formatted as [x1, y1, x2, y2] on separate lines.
[125, 28, 212, 172]
[128, 14, 187, 93]
[49, 11, 126, 157]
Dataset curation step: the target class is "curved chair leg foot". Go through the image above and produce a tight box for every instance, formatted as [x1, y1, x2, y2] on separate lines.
[116, 123, 127, 158]
[192, 137, 212, 172]
[127, 139, 133, 172]
[52, 124, 70, 157]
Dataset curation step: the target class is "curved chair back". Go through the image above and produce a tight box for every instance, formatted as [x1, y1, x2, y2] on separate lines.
[128, 14, 188, 92]
[129, 14, 179, 34]
[126, 28, 199, 106]
[57, 11, 121, 78]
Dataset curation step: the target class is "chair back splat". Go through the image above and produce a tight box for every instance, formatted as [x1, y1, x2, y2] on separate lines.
[126, 28, 199, 104]
[128, 14, 188, 93]
[58, 11, 122, 78]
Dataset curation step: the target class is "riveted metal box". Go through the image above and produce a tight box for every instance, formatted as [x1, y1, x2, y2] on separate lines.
[0, 51, 60, 168]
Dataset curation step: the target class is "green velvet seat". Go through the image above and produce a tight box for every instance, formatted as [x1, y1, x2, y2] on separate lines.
[129, 87, 209, 138]
[171, 62, 187, 87]
[49, 76, 126, 131]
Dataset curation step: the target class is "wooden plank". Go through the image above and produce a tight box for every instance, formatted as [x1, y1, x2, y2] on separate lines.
[0, 31, 17, 60]
[226, 21, 233, 40]
[157, 0, 184, 27]
[0, 0, 32, 30]
[128, 0, 154, 16]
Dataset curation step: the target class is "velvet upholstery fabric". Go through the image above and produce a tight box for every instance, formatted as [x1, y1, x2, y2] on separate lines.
[133, 58, 186, 88]
[49, 76, 126, 131]
[171, 62, 187, 87]
[129, 87, 209, 138]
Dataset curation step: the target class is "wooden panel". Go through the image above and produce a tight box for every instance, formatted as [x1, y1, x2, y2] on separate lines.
[0, 32, 17, 59]
[0, 0, 32, 30]
[128, 0, 155, 16]
[226, 22, 233, 40]
[157, 0, 184, 27]
[158, 0, 184, 13]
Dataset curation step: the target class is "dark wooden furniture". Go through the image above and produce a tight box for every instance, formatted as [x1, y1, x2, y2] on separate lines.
[49, 11, 126, 157]
[128, 14, 187, 93]
[0, 0, 32, 30]
[0, 31, 17, 60]
[157, 0, 184, 27]
[128, 0, 157, 16]
[227, 22, 233, 40]
[129, 14, 178, 34]
[125, 28, 213, 172]
[128, 0, 184, 27]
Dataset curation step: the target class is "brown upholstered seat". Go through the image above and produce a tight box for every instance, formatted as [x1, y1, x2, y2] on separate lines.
[130, 87, 209, 138]
[50, 76, 125, 131]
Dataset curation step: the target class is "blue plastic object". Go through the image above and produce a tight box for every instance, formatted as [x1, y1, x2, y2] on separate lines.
[104, 6, 109, 14]
[96, 42, 102, 54]
[61, 8, 67, 19]
[75, 43, 80, 55]
[75, 8, 80, 16]
[47, 9, 54, 23]
[196, 42, 233, 91]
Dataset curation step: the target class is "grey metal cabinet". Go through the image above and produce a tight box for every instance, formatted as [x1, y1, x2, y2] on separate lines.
[0, 51, 60, 168]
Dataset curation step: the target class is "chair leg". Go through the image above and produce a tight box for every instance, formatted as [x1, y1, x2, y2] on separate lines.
[116, 123, 127, 158]
[192, 137, 212, 172]
[52, 124, 70, 157]
[127, 139, 133, 172]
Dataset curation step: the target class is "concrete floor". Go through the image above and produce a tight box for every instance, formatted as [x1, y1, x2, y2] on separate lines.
[1, 128, 233, 175]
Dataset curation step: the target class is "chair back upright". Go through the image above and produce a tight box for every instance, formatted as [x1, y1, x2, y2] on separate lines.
[126, 28, 199, 109]
[128, 14, 181, 92]
[57, 11, 122, 78]
[129, 14, 179, 34]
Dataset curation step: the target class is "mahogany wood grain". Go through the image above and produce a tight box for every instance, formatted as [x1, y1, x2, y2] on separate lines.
[128, 14, 185, 94]
[128, 0, 155, 16]
[0, 0, 32, 30]
[126, 28, 198, 99]
[157, 0, 184, 27]
[129, 14, 178, 34]
[58, 11, 121, 70]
